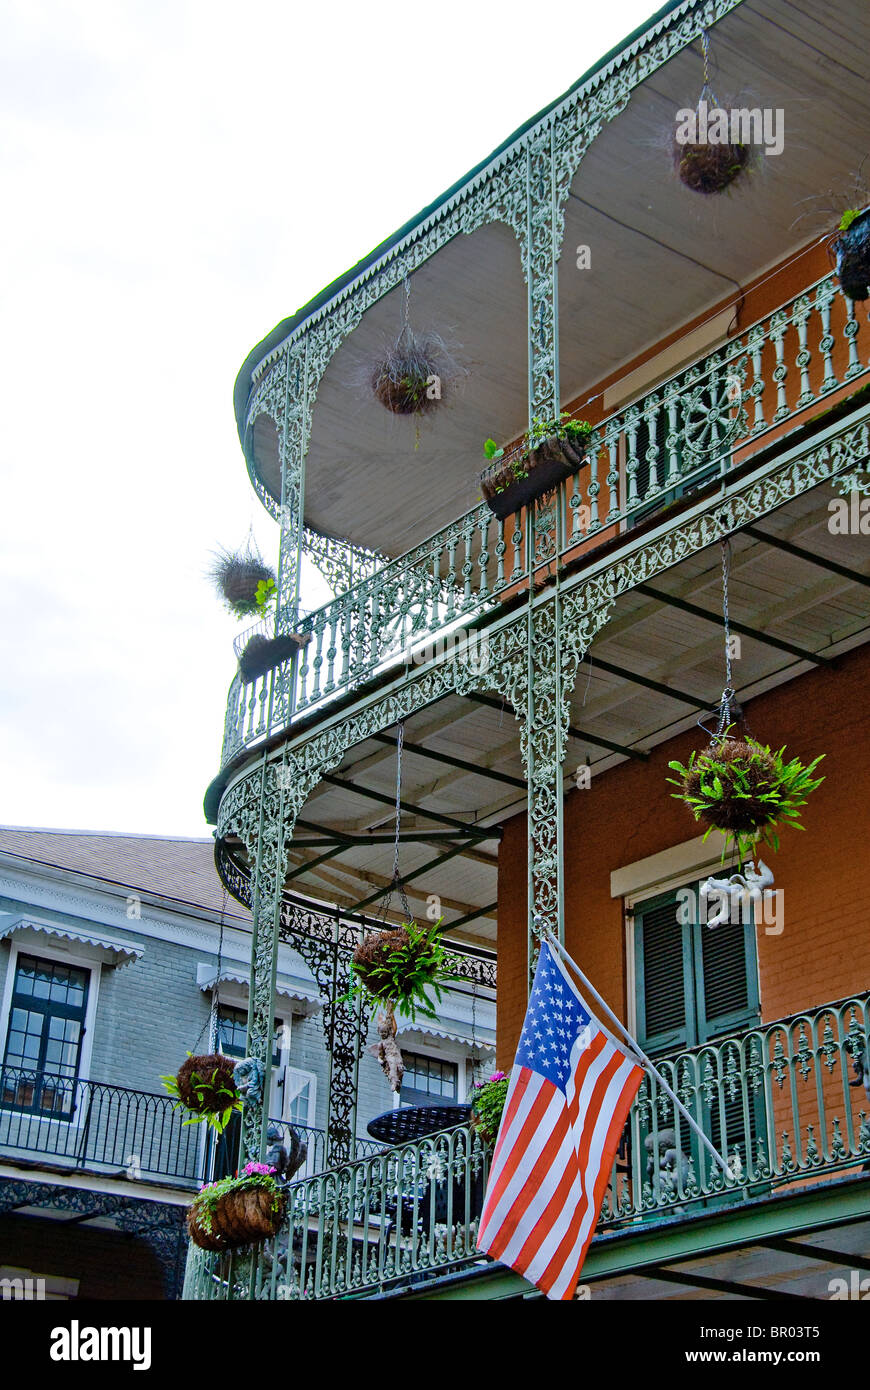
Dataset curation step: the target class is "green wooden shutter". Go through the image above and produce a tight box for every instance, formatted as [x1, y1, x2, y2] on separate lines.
[694, 910, 760, 1041]
[635, 882, 760, 1055]
[634, 891, 694, 1053]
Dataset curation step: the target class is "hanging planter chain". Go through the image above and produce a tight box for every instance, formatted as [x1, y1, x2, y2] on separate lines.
[716, 538, 737, 739]
[375, 719, 413, 925]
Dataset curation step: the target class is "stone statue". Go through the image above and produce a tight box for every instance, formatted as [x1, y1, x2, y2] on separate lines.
[233, 1056, 265, 1108]
[699, 860, 774, 929]
[645, 1127, 690, 1196]
[265, 1120, 307, 1182]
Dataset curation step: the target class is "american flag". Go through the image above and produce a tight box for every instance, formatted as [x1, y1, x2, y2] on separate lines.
[476, 940, 644, 1300]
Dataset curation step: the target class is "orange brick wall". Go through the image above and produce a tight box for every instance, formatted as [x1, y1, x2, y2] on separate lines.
[496, 642, 870, 1070]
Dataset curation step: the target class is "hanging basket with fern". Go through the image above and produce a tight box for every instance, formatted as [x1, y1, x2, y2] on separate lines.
[346, 921, 456, 1094]
[667, 732, 825, 865]
[347, 921, 453, 1022]
[160, 1052, 242, 1135]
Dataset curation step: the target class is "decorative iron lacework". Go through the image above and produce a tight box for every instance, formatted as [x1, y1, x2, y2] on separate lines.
[181, 993, 870, 1299]
[215, 837, 495, 1166]
[220, 273, 868, 769]
[238, 0, 747, 623]
[215, 411, 870, 1160]
[302, 527, 389, 596]
[0, 1179, 187, 1298]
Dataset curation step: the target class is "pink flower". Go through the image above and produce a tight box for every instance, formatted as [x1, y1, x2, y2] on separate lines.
[488, 1071, 506, 1083]
[243, 1161, 277, 1176]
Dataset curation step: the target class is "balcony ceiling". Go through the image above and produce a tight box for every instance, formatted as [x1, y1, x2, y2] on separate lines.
[221, 477, 870, 949]
[244, 0, 870, 558]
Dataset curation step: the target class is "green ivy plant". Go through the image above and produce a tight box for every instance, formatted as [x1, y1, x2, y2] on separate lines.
[470, 1071, 509, 1147]
[343, 919, 456, 1022]
[160, 1053, 243, 1135]
[839, 208, 862, 232]
[667, 731, 825, 865]
[254, 576, 277, 616]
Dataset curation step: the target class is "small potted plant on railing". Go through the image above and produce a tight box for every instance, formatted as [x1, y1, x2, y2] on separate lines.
[470, 1070, 509, 1148]
[187, 1161, 286, 1252]
[210, 543, 276, 619]
[830, 207, 870, 301]
[480, 412, 593, 520]
[667, 730, 825, 868]
[160, 1052, 242, 1135]
[237, 578, 311, 684]
[344, 921, 454, 1092]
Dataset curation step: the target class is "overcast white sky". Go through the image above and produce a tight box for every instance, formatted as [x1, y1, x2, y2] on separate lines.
[0, 0, 661, 838]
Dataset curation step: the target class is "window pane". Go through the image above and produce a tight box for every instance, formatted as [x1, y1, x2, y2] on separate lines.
[401, 1052, 457, 1104]
[31, 965, 52, 1000]
[286, 1080, 311, 1128]
[3, 954, 88, 1111]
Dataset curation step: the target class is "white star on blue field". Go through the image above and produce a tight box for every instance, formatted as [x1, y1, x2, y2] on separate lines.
[516, 947, 591, 1091]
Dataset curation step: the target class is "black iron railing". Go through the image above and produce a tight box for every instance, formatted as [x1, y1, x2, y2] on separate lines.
[0, 1067, 385, 1189]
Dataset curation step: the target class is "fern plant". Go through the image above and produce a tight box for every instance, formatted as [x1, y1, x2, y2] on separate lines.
[667, 731, 825, 865]
[344, 920, 455, 1022]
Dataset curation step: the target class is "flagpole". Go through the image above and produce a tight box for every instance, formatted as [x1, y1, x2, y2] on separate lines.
[542, 928, 731, 1177]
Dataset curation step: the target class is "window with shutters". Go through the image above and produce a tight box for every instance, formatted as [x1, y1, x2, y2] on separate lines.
[634, 881, 759, 1053]
[633, 881, 765, 1202]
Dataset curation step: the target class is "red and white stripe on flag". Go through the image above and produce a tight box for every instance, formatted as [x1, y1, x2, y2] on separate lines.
[476, 942, 644, 1300]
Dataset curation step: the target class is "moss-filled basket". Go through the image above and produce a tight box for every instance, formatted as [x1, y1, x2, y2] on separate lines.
[373, 368, 437, 417]
[238, 631, 310, 683]
[161, 1052, 241, 1135]
[675, 138, 750, 195]
[832, 208, 870, 302]
[668, 733, 825, 864]
[480, 419, 591, 520]
[187, 1164, 286, 1252]
[370, 323, 462, 420]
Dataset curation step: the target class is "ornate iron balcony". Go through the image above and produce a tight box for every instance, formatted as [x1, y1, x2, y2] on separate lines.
[221, 273, 869, 770]
[183, 991, 870, 1300]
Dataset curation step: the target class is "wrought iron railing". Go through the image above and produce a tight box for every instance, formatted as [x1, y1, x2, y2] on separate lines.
[183, 992, 870, 1300]
[603, 991, 870, 1225]
[0, 1068, 205, 1186]
[0, 1068, 381, 1189]
[221, 272, 869, 767]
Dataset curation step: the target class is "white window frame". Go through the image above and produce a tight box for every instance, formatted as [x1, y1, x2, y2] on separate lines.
[279, 1064, 317, 1129]
[393, 1040, 466, 1109]
[0, 937, 101, 1131]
